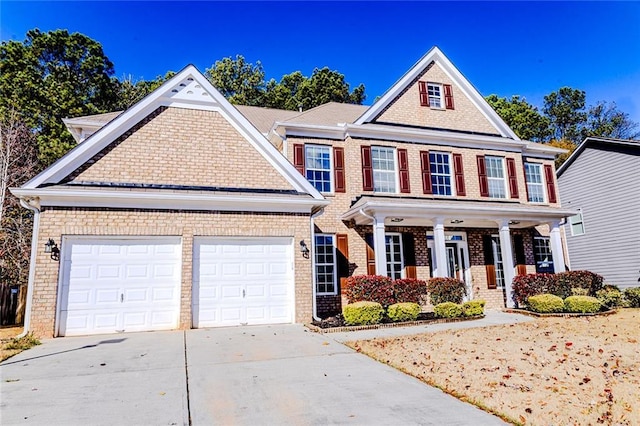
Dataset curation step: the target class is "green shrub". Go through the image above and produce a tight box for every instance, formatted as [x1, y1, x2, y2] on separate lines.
[342, 301, 384, 325]
[462, 300, 486, 317]
[564, 295, 602, 313]
[571, 287, 589, 296]
[527, 294, 564, 313]
[556, 270, 604, 297]
[428, 277, 466, 305]
[596, 286, 626, 308]
[387, 302, 421, 322]
[624, 287, 640, 308]
[511, 273, 556, 307]
[3, 333, 41, 351]
[433, 302, 463, 318]
[393, 279, 429, 304]
[343, 275, 395, 307]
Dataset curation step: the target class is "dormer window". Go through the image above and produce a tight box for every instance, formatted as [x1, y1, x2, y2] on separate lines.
[418, 81, 455, 110]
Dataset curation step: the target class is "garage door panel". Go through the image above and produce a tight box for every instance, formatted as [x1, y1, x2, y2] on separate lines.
[193, 238, 293, 328]
[59, 238, 181, 336]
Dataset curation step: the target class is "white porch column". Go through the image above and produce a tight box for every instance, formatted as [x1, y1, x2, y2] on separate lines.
[549, 220, 566, 273]
[373, 215, 388, 276]
[498, 220, 516, 308]
[433, 217, 449, 277]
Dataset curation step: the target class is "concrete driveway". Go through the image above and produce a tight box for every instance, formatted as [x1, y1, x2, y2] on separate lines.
[1, 324, 506, 425]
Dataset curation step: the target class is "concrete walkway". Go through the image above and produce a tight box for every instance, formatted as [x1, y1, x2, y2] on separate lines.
[0, 311, 531, 425]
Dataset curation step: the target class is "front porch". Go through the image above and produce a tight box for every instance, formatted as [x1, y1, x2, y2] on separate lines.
[332, 196, 576, 311]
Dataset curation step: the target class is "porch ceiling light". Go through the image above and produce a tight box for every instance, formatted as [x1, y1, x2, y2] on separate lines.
[390, 217, 404, 223]
[44, 238, 60, 261]
[450, 219, 464, 224]
[509, 220, 521, 225]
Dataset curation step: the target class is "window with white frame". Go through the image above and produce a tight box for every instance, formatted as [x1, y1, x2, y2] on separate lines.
[314, 234, 337, 295]
[385, 233, 404, 279]
[491, 235, 505, 288]
[427, 83, 443, 109]
[569, 210, 585, 236]
[430, 152, 453, 196]
[305, 145, 332, 193]
[485, 156, 507, 199]
[533, 236, 554, 273]
[525, 162, 545, 203]
[372, 146, 397, 193]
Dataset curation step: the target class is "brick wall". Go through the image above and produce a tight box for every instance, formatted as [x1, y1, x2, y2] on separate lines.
[31, 208, 312, 338]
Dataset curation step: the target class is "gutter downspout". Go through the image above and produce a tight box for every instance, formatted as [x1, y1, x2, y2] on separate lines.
[17, 197, 41, 338]
[310, 208, 325, 322]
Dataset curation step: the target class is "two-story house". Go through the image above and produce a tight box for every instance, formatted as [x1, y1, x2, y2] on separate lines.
[12, 47, 574, 338]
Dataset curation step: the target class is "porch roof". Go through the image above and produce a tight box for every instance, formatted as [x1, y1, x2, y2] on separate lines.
[341, 196, 577, 229]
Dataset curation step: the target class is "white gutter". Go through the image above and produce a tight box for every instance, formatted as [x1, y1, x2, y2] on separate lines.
[16, 198, 40, 338]
[310, 208, 325, 322]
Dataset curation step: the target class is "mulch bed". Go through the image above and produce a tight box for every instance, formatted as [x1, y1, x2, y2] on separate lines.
[307, 313, 484, 334]
[503, 308, 618, 317]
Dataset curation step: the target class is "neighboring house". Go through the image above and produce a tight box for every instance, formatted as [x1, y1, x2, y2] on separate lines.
[12, 47, 575, 338]
[557, 137, 640, 289]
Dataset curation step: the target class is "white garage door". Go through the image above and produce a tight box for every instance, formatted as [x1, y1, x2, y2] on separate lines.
[58, 238, 182, 336]
[193, 237, 294, 328]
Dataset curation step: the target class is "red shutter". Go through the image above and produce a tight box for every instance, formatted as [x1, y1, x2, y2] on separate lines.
[418, 81, 430, 107]
[336, 234, 349, 289]
[444, 84, 455, 110]
[420, 151, 433, 194]
[544, 164, 557, 203]
[361, 146, 374, 191]
[398, 148, 410, 193]
[506, 158, 519, 199]
[523, 163, 530, 202]
[365, 234, 376, 275]
[293, 144, 305, 175]
[452, 153, 466, 196]
[333, 147, 345, 193]
[477, 155, 489, 197]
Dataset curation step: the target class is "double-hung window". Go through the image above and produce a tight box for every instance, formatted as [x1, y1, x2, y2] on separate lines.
[569, 209, 586, 236]
[430, 152, 453, 196]
[305, 145, 332, 193]
[314, 234, 337, 295]
[524, 162, 545, 203]
[485, 156, 507, 199]
[372, 146, 397, 193]
[427, 83, 443, 109]
[385, 233, 404, 279]
[533, 236, 554, 273]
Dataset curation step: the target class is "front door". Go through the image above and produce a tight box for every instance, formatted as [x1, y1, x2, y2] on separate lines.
[427, 232, 472, 299]
[446, 242, 466, 283]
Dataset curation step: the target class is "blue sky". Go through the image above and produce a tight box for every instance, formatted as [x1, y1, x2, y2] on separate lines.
[2, 1, 640, 123]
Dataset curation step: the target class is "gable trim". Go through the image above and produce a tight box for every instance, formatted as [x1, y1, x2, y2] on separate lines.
[354, 46, 520, 140]
[21, 65, 325, 201]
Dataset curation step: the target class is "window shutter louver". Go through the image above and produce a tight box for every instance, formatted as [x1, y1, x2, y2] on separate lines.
[293, 144, 305, 175]
[483, 235, 497, 289]
[506, 158, 519, 199]
[420, 151, 433, 194]
[398, 148, 410, 193]
[333, 147, 345, 193]
[418, 81, 430, 107]
[513, 235, 527, 276]
[365, 233, 377, 275]
[523, 163, 530, 201]
[444, 84, 455, 110]
[402, 233, 417, 279]
[336, 234, 349, 291]
[544, 164, 557, 203]
[453, 153, 466, 196]
[361, 146, 374, 191]
[477, 155, 489, 197]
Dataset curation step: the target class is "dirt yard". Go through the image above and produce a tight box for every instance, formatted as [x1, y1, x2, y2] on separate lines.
[348, 309, 640, 425]
[0, 325, 27, 362]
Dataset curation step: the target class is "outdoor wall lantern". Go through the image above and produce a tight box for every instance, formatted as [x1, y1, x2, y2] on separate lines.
[450, 219, 464, 224]
[44, 238, 60, 261]
[299, 240, 310, 259]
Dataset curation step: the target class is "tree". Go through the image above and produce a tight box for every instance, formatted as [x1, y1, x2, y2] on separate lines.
[580, 101, 640, 141]
[115, 72, 176, 110]
[205, 55, 266, 106]
[547, 139, 577, 168]
[543, 87, 587, 143]
[485, 94, 551, 142]
[0, 29, 119, 165]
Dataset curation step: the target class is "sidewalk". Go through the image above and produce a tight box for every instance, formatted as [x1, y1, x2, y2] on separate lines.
[328, 309, 535, 343]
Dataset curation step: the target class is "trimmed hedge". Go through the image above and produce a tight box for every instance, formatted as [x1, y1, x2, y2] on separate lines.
[512, 270, 605, 306]
[564, 296, 602, 313]
[624, 287, 640, 308]
[343, 301, 384, 325]
[555, 270, 604, 298]
[462, 300, 486, 317]
[393, 279, 428, 304]
[343, 275, 394, 307]
[512, 273, 556, 307]
[387, 302, 421, 322]
[596, 286, 626, 308]
[428, 277, 466, 305]
[527, 294, 564, 313]
[434, 302, 463, 318]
